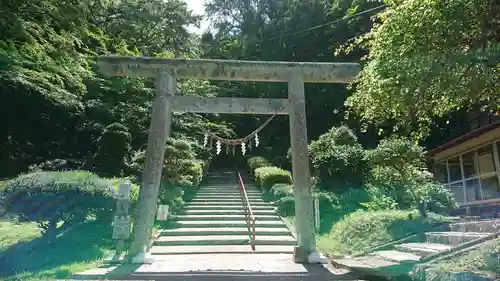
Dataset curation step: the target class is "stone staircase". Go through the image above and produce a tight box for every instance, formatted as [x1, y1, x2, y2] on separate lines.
[332, 218, 500, 279]
[150, 171, 297, 256]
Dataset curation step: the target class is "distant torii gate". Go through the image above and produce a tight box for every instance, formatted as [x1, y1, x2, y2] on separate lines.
[98, 56, 360, 263]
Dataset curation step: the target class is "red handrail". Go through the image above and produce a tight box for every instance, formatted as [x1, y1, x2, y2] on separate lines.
[237, 172, 256, 250]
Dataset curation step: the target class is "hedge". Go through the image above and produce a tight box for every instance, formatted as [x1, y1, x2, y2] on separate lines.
[270, 183, 294, 200]
[0, 171, 117, 234]
[254, 166, 292, 191]
[247, 156, 271, 173]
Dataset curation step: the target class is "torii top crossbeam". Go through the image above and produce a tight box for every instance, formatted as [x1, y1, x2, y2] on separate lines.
[98, 56, 360, 83]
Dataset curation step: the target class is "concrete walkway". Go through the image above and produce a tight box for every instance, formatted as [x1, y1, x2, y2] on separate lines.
[73, 171, 366, 280]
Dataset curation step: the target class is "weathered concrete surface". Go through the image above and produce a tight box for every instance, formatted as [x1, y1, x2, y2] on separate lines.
[150, 245, 295, 254]
[371, 250, 421, 263]
[162, 227, 291, 236]
[288, 73, 315, 260]
[98, 56, 360, 83]
[395, 243, 452, 257]
[154, 234, 296, 246]
[129, 71, 175, 258]
[171, 96, 290, 115]
[426, 232, 490, 245]
[179, 209, 276, 215]
[450, 219, 500, 233]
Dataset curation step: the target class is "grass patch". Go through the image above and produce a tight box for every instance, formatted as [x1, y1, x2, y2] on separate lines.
[0, 220, 114, 281]
[0, 220, 41, 251]
[435, 238, 500, 274]
[317, 210, 451, 256]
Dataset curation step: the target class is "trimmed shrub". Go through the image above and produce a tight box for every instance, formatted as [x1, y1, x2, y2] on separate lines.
[366, 138, 457, 215]
[317, 210, 450, 256]
[309, 126, 368, 189]
[0, 171, 116, 235]
[130, 138, 203, 194]
[277, 196, 295, 216]
[28, 159, 82, 172]
[247, 156, 271, 172]
[270, 183, 294, 200]
[90, 123, 132, 177]
[254, 166, 292, 190]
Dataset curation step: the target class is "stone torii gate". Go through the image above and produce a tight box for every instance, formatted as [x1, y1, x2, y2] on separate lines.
[98, 56, 360, 263]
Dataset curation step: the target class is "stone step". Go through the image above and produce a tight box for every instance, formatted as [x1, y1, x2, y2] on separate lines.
[179, 209, 276, 216]
[161, 227, 292, 236]
[183, 204, 274, 211]
[370, 250, 421, 263]
[174, 220, 286, 228]
[426, 231, 491, 245]
[154, 235, 297, 246]
[150, 245, 295, 255]
[450, 219, 500, 233]
[200, 188, 260, 192]
[195, 195, 262, 199]
[395, 242, 453, 257]
[198, 189, 261, 196]
[173, 214, 281, 221]
[184, 201, 270, 206]
[190, 197, 266, 202]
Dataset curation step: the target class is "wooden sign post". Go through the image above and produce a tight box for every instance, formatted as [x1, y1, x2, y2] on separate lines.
[111, 181, 131, 263]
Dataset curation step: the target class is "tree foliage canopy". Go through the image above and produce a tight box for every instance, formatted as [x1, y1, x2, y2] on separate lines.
[346, 0, 500, 139]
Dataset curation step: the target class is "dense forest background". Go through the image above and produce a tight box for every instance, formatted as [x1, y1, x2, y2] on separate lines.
[1, 0, 498, 178]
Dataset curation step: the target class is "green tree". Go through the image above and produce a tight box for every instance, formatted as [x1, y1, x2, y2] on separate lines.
[89, 123, 132, 177]
[345, 0, 500, 140]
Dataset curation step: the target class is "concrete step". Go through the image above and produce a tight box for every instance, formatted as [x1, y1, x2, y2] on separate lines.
[190, 198, 266, 203]
[183, 204, 274, 211]
[154, 235, 297, 246]
[370, 250, 421, 263]
[426, 231, 491, 245]
[450, 219, 500, 233]
[150, 245, 295, 255]
[200, 188, 260, 193]
[195, 195, 262, 199]
[174, 220, 286, 228]
[395, 242, 453, 257]
[161, 227, 292, 236]
[184, 201, 271, 206]
[179, 209, 276, 216]
[197, 191, 261, 195]
[173, 214, 281, 221]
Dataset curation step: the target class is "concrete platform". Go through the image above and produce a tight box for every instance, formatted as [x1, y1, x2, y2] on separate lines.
[73, 257, 364, 281]
[134, 254, 335, 273]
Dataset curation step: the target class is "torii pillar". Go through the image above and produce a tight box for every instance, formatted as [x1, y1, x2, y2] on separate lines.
[97, 56, 360, 263]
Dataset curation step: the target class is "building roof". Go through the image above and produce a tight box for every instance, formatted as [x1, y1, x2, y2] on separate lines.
[429, 120, 500, 155]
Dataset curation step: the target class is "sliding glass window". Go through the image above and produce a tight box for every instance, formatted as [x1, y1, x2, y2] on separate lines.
[434, 142, 500, 204]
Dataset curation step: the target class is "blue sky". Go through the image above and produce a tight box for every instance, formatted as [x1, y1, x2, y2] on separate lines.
[186, 0, 209, 34]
